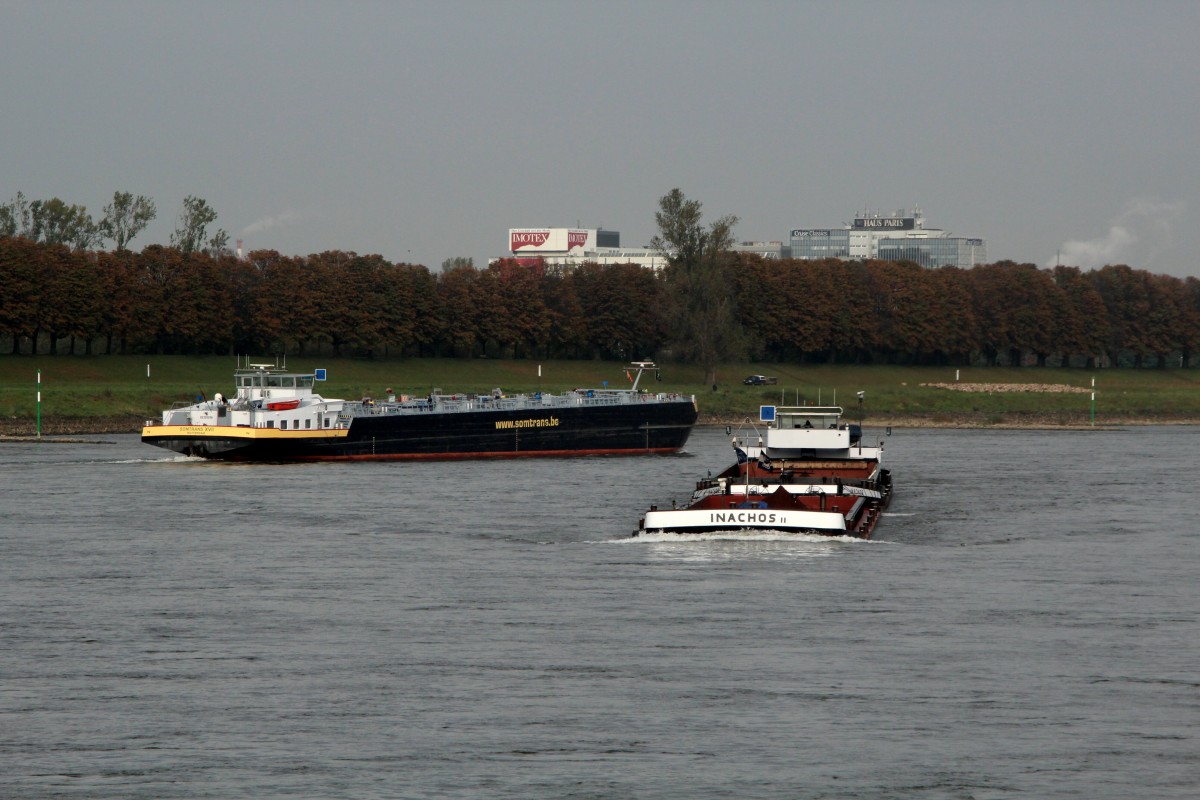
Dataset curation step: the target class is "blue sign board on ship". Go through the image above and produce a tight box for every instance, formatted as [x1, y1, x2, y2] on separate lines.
[315, 369, 327, 381]
[760, 405, 776, 422]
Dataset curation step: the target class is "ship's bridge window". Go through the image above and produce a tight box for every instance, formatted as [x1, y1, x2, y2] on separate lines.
[267, 376, 283, 387]
[785, 415, 831, 429]
[297, 376, 314, 389]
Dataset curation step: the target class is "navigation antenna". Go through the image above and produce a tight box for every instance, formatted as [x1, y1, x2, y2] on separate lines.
[629, 361, 656, 393]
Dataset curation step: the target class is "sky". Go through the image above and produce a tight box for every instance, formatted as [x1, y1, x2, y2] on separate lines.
[4, 0, 1199, 278]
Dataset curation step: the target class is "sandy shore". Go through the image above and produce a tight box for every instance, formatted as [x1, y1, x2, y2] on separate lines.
[0, 414, 148, 438]
[705, 412, 1199, 430]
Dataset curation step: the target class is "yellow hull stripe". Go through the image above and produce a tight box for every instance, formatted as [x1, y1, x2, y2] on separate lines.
[142, 425, 350, 440]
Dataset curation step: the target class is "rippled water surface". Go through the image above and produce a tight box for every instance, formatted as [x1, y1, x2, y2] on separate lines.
[2, 426, 1197, 798]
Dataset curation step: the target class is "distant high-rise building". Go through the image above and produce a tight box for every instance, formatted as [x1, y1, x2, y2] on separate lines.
[790, 208, 985, 268]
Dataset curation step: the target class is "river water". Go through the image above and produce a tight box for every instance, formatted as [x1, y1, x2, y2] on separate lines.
[1, 425, 1197, 799]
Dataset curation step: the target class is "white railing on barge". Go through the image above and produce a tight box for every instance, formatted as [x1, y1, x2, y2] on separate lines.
[338, 390, 692, 419]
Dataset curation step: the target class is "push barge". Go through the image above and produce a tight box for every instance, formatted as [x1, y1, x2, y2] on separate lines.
[142, 359, 697, 462]
[638, 403, 892, 538]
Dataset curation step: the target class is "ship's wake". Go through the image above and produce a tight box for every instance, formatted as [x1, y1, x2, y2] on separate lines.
[105, 456, 197, 464]
[609, 530, 873, 544]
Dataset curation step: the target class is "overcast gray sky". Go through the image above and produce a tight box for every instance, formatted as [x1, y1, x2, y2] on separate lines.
[5, 0, 1198, 277]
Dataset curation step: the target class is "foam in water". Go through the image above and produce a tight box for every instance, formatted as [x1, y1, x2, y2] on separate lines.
[608, 530, 871, 544]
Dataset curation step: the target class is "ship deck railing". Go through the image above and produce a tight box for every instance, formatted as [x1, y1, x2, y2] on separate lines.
[711, 475, 884, 492]
[340, 390, 691, 417]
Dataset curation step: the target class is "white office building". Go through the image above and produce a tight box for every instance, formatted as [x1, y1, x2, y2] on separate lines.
[499, 228, 670, 269]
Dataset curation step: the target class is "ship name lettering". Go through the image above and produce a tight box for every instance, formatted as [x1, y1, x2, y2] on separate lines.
[495, 416, 560, 430]
[708, 512, 778, 524]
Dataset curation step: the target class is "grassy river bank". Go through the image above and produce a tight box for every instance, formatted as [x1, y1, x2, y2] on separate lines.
[3, 356, 1198, 437]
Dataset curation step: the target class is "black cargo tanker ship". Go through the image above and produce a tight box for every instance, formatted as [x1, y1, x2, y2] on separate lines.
[141, 359, 697, 462]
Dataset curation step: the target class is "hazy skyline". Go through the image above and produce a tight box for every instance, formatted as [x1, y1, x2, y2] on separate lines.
[5, 1, 1198, 277]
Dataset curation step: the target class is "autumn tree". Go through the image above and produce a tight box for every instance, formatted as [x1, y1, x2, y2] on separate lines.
[824, 259, 877, 363]
[59, 251, 104, 353]
[0, 191, 34, 238]
[0, 236, 42, 353]
[966, 262, 1063, 366]
[33, 245, 102, 353]
[483, 260, 551, 358]
[922, 266, 978, 365]
[220, 251, 266, 354]
[470, 267, 505, 356]
[650, 188, 742, 385]
[28, 198, 100, 250]
[1052, 265, 1110, 367]
[1144, 273, 1194, 367]
[734, 256, 876, 363]
[170, 195, 227, 256]
[384, 264, 419, 355]
[100, 191, 156, 251]
[0, 193, 96, 248]
[1183, 277, 1200, 368]
[543, 263, 588, 359]
[94, 250, 138, 353]
[441, 256, 474, 271]
[566, 261, 667, 361]
[435, 262, 485, 356]
[765, 259, 836, 361]
[401, 264, 440, 357]
[324, 253, 392, 356]
[249, 250, 313, 353]
[134, 245, 183, 352]
[1090, 264, 1156, 366]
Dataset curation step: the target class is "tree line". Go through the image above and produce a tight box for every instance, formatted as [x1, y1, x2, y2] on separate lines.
[732, 257, 1199, 368]
[2, 234, 1197, 368]
[2, 188, 1198, 368]
[1, 190, 227, 255]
